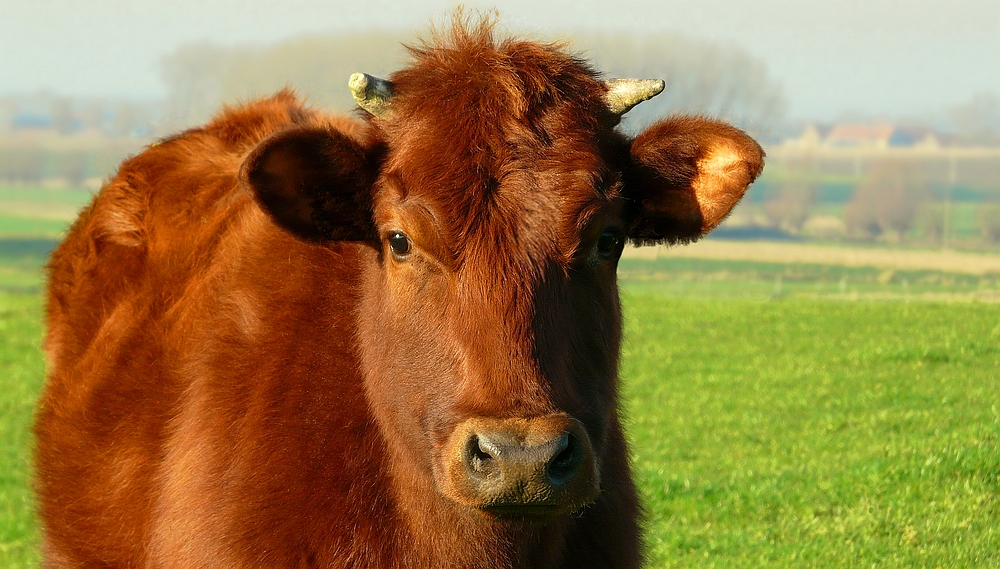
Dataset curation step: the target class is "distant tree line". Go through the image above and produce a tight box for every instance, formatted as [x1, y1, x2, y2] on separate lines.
[159, 31, 407, 129]
[0, 144, 139, 187]
[158, 28, 787, 139]
[752, 158, 1000, 246]
[0, 94, 160, 138]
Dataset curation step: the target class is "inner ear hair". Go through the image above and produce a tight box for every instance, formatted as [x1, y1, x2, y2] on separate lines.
[689, 137, 764, 229]
[240, 126, 377, 242]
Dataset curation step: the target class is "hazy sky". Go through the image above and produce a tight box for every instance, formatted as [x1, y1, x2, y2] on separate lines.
[2, 0, 998, 121]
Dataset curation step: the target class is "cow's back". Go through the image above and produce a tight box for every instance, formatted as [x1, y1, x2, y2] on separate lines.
[35, 93, 388, 567]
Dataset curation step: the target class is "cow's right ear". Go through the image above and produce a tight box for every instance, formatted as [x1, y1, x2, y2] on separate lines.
[240, 126, 377, 242]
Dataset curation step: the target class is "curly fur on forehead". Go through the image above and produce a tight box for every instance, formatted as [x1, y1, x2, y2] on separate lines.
[401, 17, 606, 117]
[375, 14, 624, 271]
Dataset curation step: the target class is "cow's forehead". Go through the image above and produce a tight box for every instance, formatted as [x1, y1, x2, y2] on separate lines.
[376, 121, 620, 273]
[379, 25, 613, 186]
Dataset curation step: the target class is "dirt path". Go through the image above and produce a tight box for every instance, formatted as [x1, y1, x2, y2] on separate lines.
[622, 240, 1000, 275]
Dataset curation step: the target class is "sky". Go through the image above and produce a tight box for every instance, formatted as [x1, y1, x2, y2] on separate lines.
[2, 0, 999, 121]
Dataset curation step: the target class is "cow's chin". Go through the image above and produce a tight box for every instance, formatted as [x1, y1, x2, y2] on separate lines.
[431, 415, 601, 523]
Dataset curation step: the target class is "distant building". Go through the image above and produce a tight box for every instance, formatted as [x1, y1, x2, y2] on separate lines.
[824, 124, 895, 148]
[889, 127, 941, 149]
[782, 123, 830, 148]
[11, 112, 55, 131]
[781, 123, 945, 150]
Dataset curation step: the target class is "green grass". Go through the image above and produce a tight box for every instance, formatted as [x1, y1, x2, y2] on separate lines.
[0, 188, 92, 205]
[0, 186, 90, 238]
[622, 294, 1000, 567]
[619, 257, 1000, 301]
[0, 216, 70, 239]
[0, 293, 43, 568]
[1, 272, 998, 566]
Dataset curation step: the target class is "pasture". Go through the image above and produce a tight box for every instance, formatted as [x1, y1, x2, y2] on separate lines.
[623, 295, 999, 567]
[1, 187, 998, 567]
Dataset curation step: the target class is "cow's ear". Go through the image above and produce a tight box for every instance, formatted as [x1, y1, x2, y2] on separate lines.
[624, 116, 764, 244]
[240, 126, 377, 242]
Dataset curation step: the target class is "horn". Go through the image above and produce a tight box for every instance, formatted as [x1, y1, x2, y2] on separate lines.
[603, 78, 665, 116]
[348, 72, 394, 118]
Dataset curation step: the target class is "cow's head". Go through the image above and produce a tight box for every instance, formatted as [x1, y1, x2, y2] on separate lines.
[240, 22, 762, 522]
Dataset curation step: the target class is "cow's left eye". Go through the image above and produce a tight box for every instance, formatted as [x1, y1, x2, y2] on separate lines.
[388, 231, 411, 258]
[596, 229, 623, 258]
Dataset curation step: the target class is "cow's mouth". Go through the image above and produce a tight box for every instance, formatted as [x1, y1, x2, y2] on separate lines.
[481, 503, 565, 519]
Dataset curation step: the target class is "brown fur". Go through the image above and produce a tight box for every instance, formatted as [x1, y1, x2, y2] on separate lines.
[35, 16, 763, 569]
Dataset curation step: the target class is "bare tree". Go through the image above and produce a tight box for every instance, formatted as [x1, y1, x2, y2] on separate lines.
[50, 97, 76, 134]
[846, 160, 932, 240]
[160, 42, 235, 128]
[56, 151, 91, 187]
[950, 92, 1000, 146]
[977, 202, 1000, 244]
[159, 32, 408, 128]
[570, 32, 786, 137]
[0, 148, 46, 185]
[762, 182, 815, 233]
[917, 202, 946, 244]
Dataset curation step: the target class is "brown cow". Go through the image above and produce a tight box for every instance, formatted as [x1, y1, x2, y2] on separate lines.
[35, 18, 762, 569]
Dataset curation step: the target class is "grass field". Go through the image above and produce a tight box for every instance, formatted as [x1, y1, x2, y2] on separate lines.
[0, 187, 91, 238]
[1, 287, 998, 567]
[618, 256, 1000, 303]
[0, 293, 42, 567]
[622, 295, 999, 567]
[627, 240, 1000, 276]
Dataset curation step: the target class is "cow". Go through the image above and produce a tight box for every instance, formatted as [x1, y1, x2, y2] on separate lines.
[34, 18, 763, 569]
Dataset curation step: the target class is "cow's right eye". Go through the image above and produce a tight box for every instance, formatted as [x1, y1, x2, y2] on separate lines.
[388, 231, 411, 258]
[596, 229, 623, 259]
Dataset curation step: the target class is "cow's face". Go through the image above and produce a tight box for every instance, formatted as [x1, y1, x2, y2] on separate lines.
[240, 32, 763, 521]
[356, 101, 630, 518]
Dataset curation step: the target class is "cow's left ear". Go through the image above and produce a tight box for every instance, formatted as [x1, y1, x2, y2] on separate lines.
[240, 126, 377, 242]
[624, 116, 764, 244]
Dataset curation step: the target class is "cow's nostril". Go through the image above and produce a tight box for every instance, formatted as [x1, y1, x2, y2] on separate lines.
[547, 432, 581, 485]
[467, 434, 496, 475]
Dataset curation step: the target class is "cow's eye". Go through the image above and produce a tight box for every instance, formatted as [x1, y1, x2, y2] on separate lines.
[596, 229, 623, 258]
[388, 231, 411, 258]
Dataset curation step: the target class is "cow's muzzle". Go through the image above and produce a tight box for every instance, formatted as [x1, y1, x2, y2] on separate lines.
[437, 414, 599, 518]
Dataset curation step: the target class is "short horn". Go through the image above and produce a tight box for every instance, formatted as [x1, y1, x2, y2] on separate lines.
[349, 72, 394, 118]
[603, 78, 665, 116]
